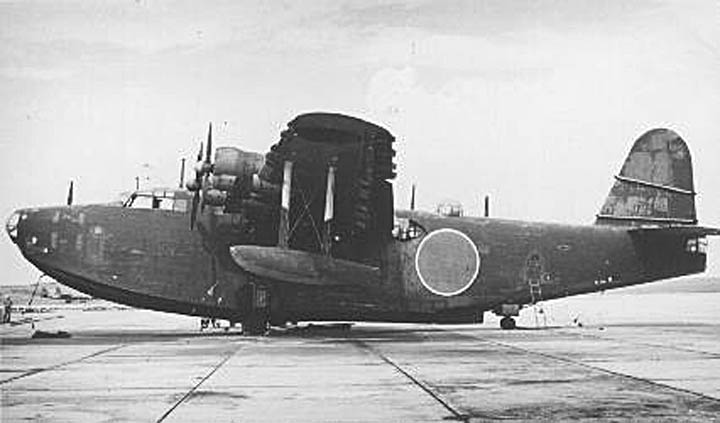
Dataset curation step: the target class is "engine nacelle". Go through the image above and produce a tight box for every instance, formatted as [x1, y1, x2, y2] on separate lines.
[214, 147, 264, 179]
[205, 147, 266, 208]
[205, 189, 228, 207]
[210, 174, 237, 191]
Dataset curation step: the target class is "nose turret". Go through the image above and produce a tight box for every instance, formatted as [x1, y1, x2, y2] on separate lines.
[5, 207, 67, 258]
[6, 210, 21, 243]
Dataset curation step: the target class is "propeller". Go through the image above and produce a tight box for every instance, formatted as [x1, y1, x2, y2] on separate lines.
[201, 122, 213, 213]
[187, 123, 214, 230]
[188, 142, 203, 229]
[178, 158, 186, 189]
[410, 184, 416, 211]
[66, 181, 74, 206]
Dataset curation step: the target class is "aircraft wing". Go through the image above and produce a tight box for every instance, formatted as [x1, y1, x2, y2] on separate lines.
[253, 113, 397, 260]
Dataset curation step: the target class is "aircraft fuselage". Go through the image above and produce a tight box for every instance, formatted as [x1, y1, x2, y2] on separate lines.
[7, 204, 708, 324]
[5, 117, 716, 330]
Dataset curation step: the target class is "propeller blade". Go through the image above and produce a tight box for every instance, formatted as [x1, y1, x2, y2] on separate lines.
[205, 122, 213, 164]
[201, 174, 209, 213]
[410, 184, 416, 211]
[66, 181, 74, 206]
[179, 158, 186, 189]
[189, 138, 204, 229]
[190, 123, 214, 229]
[190, 190, 200, 229]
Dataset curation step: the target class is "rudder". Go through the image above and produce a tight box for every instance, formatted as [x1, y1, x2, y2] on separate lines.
[596, 128, 696, 226]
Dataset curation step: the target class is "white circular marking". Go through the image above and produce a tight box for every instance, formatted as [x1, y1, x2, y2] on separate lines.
[414, 228, 481, 297]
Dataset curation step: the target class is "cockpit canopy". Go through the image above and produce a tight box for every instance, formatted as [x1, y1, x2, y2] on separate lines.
[436, 201, 464, 217]
[121, 188, 191, 213]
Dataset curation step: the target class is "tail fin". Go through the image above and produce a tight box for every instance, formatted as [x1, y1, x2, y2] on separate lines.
[596, 128, 696, 226]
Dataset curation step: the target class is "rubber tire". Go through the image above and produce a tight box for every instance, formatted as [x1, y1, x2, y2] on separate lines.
[241, 313, 269, 336]
[500, 316, 516, 330]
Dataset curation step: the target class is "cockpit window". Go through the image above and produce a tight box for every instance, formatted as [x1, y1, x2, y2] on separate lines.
[127, 194, 154, 209]
[392, 217, 426, 241]
[123, 189, 188, 213]
[686, 237, 708, 254]
[436, 202, 464, 217]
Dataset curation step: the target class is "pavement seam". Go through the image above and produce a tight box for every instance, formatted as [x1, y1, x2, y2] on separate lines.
[554, 328, 720, 358]
[155, 344, 241, 423]
[452, 330, 720, 405]
[352, 340, 472, 422]
[0, 343, 127, 385]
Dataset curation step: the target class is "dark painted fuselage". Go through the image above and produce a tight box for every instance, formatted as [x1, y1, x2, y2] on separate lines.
[6, 118, 715, 326]
[7, 201, 708, 324]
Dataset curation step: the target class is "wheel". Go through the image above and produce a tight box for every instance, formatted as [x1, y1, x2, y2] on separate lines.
[241, 313, 269, 336]
[500, 316, 516, 330]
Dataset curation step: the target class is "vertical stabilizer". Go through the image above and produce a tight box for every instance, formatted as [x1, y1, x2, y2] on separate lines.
[596, 128, 696, 226]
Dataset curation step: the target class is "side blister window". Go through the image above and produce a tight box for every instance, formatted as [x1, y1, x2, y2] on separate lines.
[392, 218, 426, 241]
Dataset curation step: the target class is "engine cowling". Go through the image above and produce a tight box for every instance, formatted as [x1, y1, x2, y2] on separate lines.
[205, 147, 280, 212]
[214, 147, 265, 178]
[204, 189, 228, 207]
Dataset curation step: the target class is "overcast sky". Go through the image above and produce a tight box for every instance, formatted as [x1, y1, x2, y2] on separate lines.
[1, 0, 719, 283]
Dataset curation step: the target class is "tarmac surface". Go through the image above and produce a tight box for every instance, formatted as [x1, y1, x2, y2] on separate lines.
[1, 290, 720, 422]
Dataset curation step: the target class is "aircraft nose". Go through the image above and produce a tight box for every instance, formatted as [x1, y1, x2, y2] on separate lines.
[5, 210, 22, 243]
[6, 208, 59, 255]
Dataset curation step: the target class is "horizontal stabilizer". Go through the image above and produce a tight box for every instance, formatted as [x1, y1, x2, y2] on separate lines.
[628, 225, 720, 237]
[229, 245, 380, 287]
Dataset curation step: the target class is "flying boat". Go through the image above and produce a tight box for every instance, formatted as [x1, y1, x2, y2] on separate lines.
[6, 113, 719, 333]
